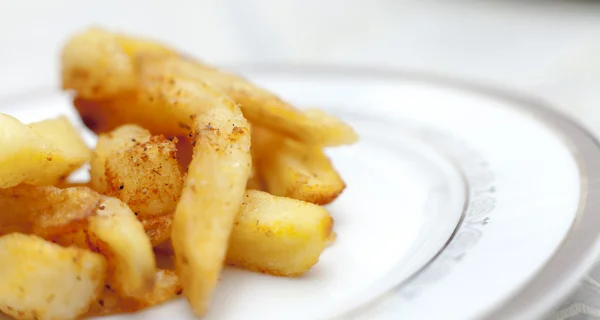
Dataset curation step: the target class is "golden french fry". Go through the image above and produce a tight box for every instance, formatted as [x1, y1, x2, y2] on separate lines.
[0, 185, 157, 300]
[62, 28, 358, 146]
[0, 185, 100, 238]
[183, 60, 358, 146]
[61, 27, 176, 99]
[0, 114, 90, 188]
[171, 85, 252, 316]
[0, 233, 106, 320]
[227, 190, 334, 276]
[89, 124, 152, 193]
[88, 196, 156, 299]
[140, 190, 334, 277]
[138, 55, 359, 146]
[103, 135, 183, 218]
[252, 125, 345, 205]
[28, 116, 91, 167]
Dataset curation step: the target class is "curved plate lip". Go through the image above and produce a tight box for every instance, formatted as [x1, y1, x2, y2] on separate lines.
[1, 65, 599, 319]
[227, 65, 600, 320]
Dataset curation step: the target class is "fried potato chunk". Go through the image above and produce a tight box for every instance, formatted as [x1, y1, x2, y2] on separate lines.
[0, 185, 100, 238]
[140, 190, 334, 277]
[104, 135, 183, 218]
[61, 27, 176, 99]
[28, 116, 91, 167]
[90, 124, 151, 193]
[169, 57, 359, 146]
[87, 269, 181, 316]
[88, 196, 156, 299]
[252, 126, 345, 205]
[0, 233, 106, 320]
[227, 190, 334, 276]
[0, 114, 90, 188]
[0, 185, 156, 300]
[62, 28, 358, 146]
[171, 87, 252, 316]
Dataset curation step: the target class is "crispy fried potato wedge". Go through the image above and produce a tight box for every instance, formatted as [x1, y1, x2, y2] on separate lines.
[144, 190, 333, 276]
[0, 185, 100, 238]
[227, 190, 333, 276]
[72, 59, 216, 137]
[61, 27, 176, 99]
[172, 87, 252, 316]
[90, 124, 151, 192]
[62, 28, 357, 146]
[0, 233, 106, 320]
[136, 55, 358, 146]
[28, 115, 91, 167]
[171, 57, 358, 146]
[88, 196, 156, 299]
[0, 114, 90, 188]
[87, 269, 181, 316]
[104, 135, 183, 218]
[252, 126, 345, 205]
[0, 185, 157, 300]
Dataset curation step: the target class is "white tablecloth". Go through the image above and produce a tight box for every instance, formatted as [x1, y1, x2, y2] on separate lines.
[1, 1, 599, 318]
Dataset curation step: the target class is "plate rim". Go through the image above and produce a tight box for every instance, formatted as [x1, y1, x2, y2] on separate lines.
[2, 65, 599, 320]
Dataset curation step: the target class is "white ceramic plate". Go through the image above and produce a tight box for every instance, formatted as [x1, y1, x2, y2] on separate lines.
[2, 67, 600, 320]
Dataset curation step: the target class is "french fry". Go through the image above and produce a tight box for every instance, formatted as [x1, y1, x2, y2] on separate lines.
[0, 114, 90, 188]
[89, 124, 151, 193]
[252, 125, 346, 205]
[227, 190, 334, 276]
[62, 28, 358, 146]
[135, 190, 335, 277]
[171, 85, 252, 316]
[61, 28, 176, 99]
[104, 135, 183, 218]
[88, 196, 156, 299]
[0, 233, 106, 320]
[0, 185, 100, 238]
[0, 184, 157, 301]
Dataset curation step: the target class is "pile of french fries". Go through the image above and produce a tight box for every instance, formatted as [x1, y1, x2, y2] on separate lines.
[0, 27, 358, 320]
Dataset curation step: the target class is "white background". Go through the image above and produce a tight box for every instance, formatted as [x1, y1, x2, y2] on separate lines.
[1, 0, 599, 125]
[1, 1, 599, 318]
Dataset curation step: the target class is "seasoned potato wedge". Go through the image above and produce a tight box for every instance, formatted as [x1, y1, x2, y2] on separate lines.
[0, 114, 90, 188]
[0, 185, 156, 300]
[172, 86, 252, 316]
[28, 116, 91, 168]
[138, 190, 334, 276]
[0, 185, 100, 238]
[90, 124, 151, 192]
[88, 196, 156, 299]
[87, 269, 181, 316]
[227, 190, 333, 276]
[61, 27, 176, 99]
[165, 56, 359, 146]
[63, 28, 357, 146]
[252, 125, 345, 205]
[104, 135, 183, 218]
[0, 233, 106, 320]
